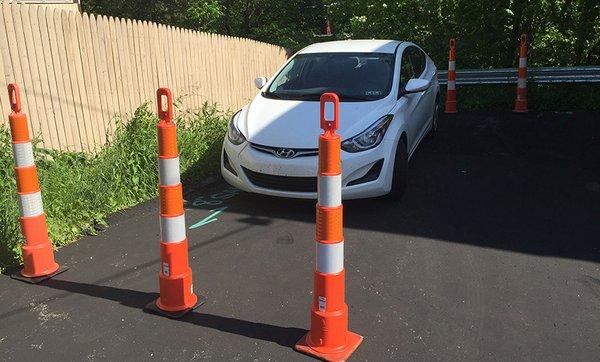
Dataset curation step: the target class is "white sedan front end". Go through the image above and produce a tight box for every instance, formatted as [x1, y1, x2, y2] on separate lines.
[222, 134, 397, 200]
[220, 39, 439, 200]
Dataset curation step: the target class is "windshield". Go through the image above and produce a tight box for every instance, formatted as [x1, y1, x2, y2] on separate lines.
[264, 52, 395, 102]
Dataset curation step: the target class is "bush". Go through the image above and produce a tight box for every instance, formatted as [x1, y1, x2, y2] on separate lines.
[0, 103, 227, 268]
[442, 83, 600, 111]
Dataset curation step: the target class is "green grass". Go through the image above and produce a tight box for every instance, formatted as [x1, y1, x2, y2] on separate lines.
[0, 102, 228, 269]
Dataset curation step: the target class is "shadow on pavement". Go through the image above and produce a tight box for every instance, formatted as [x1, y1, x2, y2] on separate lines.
[0, 223, 257, 321]
[188, 111, 600, 264]
[39, 278, 307, 348]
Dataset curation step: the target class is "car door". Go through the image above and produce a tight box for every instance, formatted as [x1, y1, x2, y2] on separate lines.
[408, 46, 435, 144]
[395, 46, 421, 153]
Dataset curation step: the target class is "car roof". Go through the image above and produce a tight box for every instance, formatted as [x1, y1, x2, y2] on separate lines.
[298, 39, 404, 55]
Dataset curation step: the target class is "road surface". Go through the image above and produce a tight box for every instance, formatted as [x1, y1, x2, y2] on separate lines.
[1, 110, 599, 360]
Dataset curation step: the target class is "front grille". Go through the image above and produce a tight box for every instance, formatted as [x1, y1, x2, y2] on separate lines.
[250, 143, 318, 158]
[242, 167, 317, 192]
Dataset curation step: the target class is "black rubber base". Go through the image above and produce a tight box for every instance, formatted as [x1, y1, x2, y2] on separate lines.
[144, 294, 207, 319]
[10, 266, 69, 284]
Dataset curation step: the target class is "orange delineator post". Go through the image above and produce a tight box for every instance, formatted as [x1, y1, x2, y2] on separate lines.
[145, 87, 205, 318]
[7, 84, 67, 283]
[444, 38, 458, 114]
[514, 34, 528, 113]
[295, 93, 363, 361]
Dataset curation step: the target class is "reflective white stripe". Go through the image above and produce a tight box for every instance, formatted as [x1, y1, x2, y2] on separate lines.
[19, 191, 44, 217]
[518, 78, 527, 88]
[12, 142, 34, 168]
[160, 214, 186, 243]
[448, 61, 455, 71]
[158, 157, 180, 186]
[318, 174, 341, 207]
[447, 80, 456, 90]
[519, 57, 527, 68]
[316, 241, 344, 274]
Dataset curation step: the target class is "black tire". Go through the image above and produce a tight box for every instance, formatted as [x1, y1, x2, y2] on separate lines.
[427, 96, 440, 139]
[388, 136, 408, 200]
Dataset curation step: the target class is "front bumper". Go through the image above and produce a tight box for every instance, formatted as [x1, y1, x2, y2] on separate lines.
[220, 137, 396, 200]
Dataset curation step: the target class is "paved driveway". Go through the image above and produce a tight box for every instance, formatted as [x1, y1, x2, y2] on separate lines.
[1, 111, 599, 360]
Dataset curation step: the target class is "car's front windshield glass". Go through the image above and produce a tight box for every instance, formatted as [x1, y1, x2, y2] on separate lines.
[263, 52, 395, 102]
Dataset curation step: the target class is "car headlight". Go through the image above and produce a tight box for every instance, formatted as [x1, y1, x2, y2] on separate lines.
[227, 111, 246, 145]
[341, 115, 393, 152]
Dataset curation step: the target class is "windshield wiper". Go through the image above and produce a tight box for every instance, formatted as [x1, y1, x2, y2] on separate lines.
[262, 92, 284, 99]
[299, 93, 373, 101]
[340, 95, 372, 101]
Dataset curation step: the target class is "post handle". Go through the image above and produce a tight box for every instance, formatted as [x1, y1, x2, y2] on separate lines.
[157, 87, 173, 122]
[320, 93, 339, 132]
[7, 83, 21, 113]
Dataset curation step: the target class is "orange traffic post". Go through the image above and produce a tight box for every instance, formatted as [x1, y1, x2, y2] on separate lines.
[295, 93, 363, 361]
[7, 84, 67, 283]
[145, 87, 206, 318]
[514, 34, 528, 113]
[444, 38, 458, 114]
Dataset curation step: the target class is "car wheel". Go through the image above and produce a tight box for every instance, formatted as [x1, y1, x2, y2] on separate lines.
[388, 136, 408, 200]
[427, 96, 440, 139]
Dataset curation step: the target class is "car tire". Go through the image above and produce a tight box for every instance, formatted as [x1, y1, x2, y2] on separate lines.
[388, 136, 408, 200]
[427, 96, 440, 139]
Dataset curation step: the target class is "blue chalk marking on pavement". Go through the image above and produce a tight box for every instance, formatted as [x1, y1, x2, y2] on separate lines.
[189, 206, 228, 229]
[189, 187, 240, 229]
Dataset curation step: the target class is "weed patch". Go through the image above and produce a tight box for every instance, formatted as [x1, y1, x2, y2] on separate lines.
[0, 103, 227, 268]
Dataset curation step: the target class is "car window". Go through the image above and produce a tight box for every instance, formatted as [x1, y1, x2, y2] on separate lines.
[399, 49, 415, 92]
[264, 52, 395, 102]
[409, 47, 426, 77]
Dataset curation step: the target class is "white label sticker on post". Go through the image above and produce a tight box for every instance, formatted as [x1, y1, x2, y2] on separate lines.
[318, 296, 326, 311]
[162, 262, 170, 276]
[324, 102, 334, 121]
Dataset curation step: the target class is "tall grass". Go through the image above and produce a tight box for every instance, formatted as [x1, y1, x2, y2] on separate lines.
[0, 103, 227, 268]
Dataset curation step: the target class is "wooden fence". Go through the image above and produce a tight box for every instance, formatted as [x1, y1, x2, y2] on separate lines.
[0, 2, 288, 152]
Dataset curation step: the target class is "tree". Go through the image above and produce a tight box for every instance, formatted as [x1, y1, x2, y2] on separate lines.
[83, 0, 600, 67]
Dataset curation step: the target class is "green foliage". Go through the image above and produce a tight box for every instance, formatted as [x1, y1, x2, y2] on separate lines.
[0, 129, 21, 266]
[0, 103, 227, 268]
[83, 0, 600, 68]
[443, 83, 600, 111]
[326, 0, 600, 69]
[219, 0, 326, 51]
[83, 0, 224, 32]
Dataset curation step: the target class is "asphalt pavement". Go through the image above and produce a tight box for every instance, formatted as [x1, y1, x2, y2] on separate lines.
[1, 110, 599, 361]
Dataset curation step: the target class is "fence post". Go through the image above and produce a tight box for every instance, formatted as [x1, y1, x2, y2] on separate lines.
[444, 38, 458, 114]
[295, 93, 363, 361]
[514, 34, 529, 113]
[145, 87, 206, 318]
[7, 84, 68, 283]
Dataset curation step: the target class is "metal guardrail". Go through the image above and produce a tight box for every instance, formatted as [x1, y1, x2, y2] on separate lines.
[437, 66, 600, 85]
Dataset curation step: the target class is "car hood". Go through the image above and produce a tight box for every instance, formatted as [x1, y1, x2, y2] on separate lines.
[240, 94, 395, 149]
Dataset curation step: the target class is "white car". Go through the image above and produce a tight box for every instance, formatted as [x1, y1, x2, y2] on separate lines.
[221, 39, 440, 199]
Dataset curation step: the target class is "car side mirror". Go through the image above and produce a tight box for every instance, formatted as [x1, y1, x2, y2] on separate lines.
[403, 78, 430, 95]
[254, 76, 267, 89]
